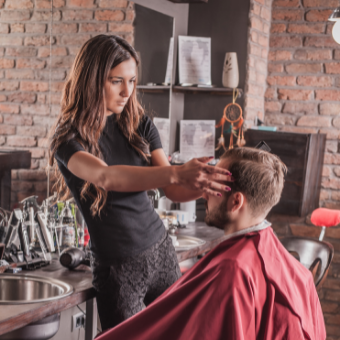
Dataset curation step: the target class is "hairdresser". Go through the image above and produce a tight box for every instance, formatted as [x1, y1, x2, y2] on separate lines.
[49, 35, 232, 331]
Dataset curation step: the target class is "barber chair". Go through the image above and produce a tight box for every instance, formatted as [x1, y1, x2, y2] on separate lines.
[280, 237, 333, 290]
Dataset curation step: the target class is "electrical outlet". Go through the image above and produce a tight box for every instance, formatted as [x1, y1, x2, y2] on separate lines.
[72, 312, 86, 332]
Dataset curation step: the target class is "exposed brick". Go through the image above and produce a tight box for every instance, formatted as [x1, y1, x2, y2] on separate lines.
[0, 81, 19, 91]
[304, 36, 338, 48]
[320, 189, 330, 201]
[125, 10, 135, 21]
[35, 0, 65, 8]
[31, 10, 61, 21]
[21, 104, 50, 115]
[267, 75, 296, 86]
[68, 0, 95, 7]
[249, 43, 262, 57]
[282, 102, 316, 114]
[0, 95, 6, 102]
[268, 50, 292, 61]
[61, 34, 91, 46]
[36, 70, 66, 81]
[334, 168, 340, 177]
[10, 23, 24, 33]
[285, 63, 322, 73]
[32, 116, 56, 126]
[5, 0, 33, 9]
[320, 103, 340, 116]
[17, 126, 46, 137]
[25, 23, 47, 34]
[52, 23, 78, 34]
[16, 58, 46, 69]
[7, 93, 36, 104]
[326, 140, 338, 153]
[0, 48, 4, 57]
[280, 125, 318, 134]
[265, 101, 282, 112]
[99, 0, 128, 7]
[0, 103, 19, 114]
[95, 9, 124, 21]
[322, 166, 331, 177]
[270, 23, 286, 33]
[37, 138, 49, 148]
[272, 0, 299, 6]
[297, 76, 333, 87]
[324, 154, 340, 165]
[265, 87, 276, 99]
[316, 90, 340, 101]
[51, 81, 65, 92]
[333, 117, 340, 128]
[320, 128, 340, 140]
[0, 125, 16, 135]
[7, 136, 36, 147]
[81, 22, 107, 32]
[294, 49, 332, 61]
[0, 59, 14, 69]
[0, 36, 22, 46]
[334, 50, 340, 60]
[38, 46, 67, 58]
[306, 10, 333, 22]
[30, 149, 45, 159]
[4, 115, 33, 125]
[68, 46, 81, 56]
[6, 69, 34, 79]
[278, 89, 313, 100]
[303, 0, 338, 6]
[20, 81, 49, 92]
[265, 113, 297, 126]
[24, 36, 53, 47]
[325, 63, 340, 74]
[270, 36, 302, 48]
[6, 47, 36, 57]
[1, 10, 31, 21]
[272, 9, 303, 21]
[287, 23, 325, 34]
[0, 24, 9, 34]
[62, 10, 93, 21]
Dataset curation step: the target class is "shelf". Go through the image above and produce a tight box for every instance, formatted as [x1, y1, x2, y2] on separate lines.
[137, 85, 170, 93]
[137, 85, 243, 97]
[172, 86, 243, 96]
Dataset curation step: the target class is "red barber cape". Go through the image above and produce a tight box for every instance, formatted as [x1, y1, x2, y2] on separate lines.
[97, 227, 326, 340]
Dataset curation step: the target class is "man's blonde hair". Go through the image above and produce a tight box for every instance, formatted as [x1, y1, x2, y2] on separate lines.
[221, 147, 287, 216]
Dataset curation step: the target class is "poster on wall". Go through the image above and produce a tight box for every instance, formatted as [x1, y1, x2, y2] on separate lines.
[180, 120, 215, 160]
[153, 118, 170, 157]
[164, 38, 174, 85]
[178, 36, 211, 86]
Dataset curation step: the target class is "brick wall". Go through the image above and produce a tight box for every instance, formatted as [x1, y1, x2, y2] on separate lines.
[0, 0, 134, 205]
[265, 0, 340, 210]
[244, 0, 273, 128]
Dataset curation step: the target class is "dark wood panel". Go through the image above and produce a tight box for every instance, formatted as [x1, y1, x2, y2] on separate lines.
[244, 130, 325, 217]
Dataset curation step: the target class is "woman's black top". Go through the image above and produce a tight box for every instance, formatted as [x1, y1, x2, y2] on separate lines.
[55, 114, 165, 264]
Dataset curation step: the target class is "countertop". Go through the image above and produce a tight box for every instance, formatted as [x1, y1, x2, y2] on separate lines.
[0, 222, 226, 336]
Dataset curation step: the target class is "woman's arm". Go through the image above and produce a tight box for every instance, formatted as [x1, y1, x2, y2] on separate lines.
[67, 149, 231, 197]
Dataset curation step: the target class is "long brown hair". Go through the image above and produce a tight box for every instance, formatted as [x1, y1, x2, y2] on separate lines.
[49, 35, 150, 216]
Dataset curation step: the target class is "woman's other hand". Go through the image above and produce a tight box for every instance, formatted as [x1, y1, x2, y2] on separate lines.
[174, 157, 232, 198]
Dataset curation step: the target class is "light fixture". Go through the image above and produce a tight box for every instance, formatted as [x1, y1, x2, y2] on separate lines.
[329, 7, 340, 44]
[329, 7, 340, 21]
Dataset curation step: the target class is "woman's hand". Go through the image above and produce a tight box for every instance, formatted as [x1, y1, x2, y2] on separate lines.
[173, 157, 232, 197]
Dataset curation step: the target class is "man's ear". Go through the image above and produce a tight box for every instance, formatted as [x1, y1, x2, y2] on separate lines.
[230, 192, 245, 213]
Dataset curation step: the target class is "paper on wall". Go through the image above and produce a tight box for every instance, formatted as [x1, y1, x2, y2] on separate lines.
[178, 36, 211, 85]
[180, 120, 215, 159]
[153, 118, 170, 157]
[164, 38, 174, 85]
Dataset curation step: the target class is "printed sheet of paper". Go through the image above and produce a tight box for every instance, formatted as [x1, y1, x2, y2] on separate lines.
[153, 118, 170, 157]
[178, 36, 211, 85]
[180, 120, 215, 159]
[164, 38, 174, 85]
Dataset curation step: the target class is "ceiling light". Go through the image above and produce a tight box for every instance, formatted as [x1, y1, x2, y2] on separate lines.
[329, 7, 340, 21]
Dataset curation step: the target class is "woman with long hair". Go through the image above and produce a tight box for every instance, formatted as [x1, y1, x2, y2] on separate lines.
[49, 35, 232, 331]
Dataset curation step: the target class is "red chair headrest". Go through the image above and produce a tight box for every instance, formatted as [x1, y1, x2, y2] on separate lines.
[311, 208, 340, 228]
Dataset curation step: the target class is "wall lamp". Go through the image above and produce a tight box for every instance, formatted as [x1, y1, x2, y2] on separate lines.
[329, 7, 340, 44]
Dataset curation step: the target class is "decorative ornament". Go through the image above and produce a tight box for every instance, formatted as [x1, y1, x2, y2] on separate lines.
[222, 52, 239, 88]
[215, 88, 245, 150]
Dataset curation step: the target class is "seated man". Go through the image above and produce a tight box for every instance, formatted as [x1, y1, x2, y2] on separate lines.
[97, 147, 326, 340]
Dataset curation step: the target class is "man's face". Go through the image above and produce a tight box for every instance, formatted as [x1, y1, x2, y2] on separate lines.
[202, 159, 232, 230]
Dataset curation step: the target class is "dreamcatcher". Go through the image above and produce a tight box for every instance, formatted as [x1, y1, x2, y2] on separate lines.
[215, 89, 245, 151]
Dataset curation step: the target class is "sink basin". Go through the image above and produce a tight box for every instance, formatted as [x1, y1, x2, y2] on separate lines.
[0, 274, 73, 304]
[174, 235, 206, 251]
